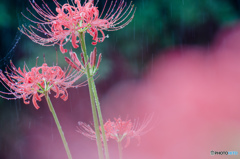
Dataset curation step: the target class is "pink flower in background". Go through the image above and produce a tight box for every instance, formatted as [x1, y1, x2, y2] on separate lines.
[20, 0, 135, 53]
[0, 61, 84, 109]
[77, 116, 152, 147]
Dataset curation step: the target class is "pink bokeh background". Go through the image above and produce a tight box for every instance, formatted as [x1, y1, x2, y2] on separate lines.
[5, 23, 240, 159]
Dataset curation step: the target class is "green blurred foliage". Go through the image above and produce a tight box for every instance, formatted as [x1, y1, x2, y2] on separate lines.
[0, 3, 12, 27]
[113, 0, 239, 61]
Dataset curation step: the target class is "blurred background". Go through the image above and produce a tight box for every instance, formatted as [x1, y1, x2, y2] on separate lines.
[1, 0, 240, 158]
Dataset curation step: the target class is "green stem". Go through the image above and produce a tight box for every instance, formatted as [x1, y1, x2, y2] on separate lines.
[91, 77, 110, 159]
[118, 141, 123, 159]
[44, 93, 72, 159]
[79, 32, 104, 159]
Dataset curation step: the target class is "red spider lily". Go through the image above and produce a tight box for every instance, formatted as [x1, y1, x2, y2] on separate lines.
[0, 61, 85, 109]
[64, 47, 101, 74]
[20, 0, 135, 53]
[77, 116, 152, 147]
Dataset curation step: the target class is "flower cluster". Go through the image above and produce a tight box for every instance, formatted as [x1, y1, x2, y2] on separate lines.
[0, 61, 84, 109]
[77, 116, 152, 147]
[20, 0, 135, 53]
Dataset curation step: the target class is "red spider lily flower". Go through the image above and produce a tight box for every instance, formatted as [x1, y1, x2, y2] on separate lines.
[0, 61, 85, 109]
[77, 116, 152, 147]
[20, 0, 135, 53]
[65, 47, 101, 74]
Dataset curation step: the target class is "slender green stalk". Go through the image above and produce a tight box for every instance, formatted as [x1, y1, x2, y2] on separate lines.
[91, 77, 110, 159]
[118, 141, 123, 159]
[79, 32, 104, 159]
[44, 93, 72, 159]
